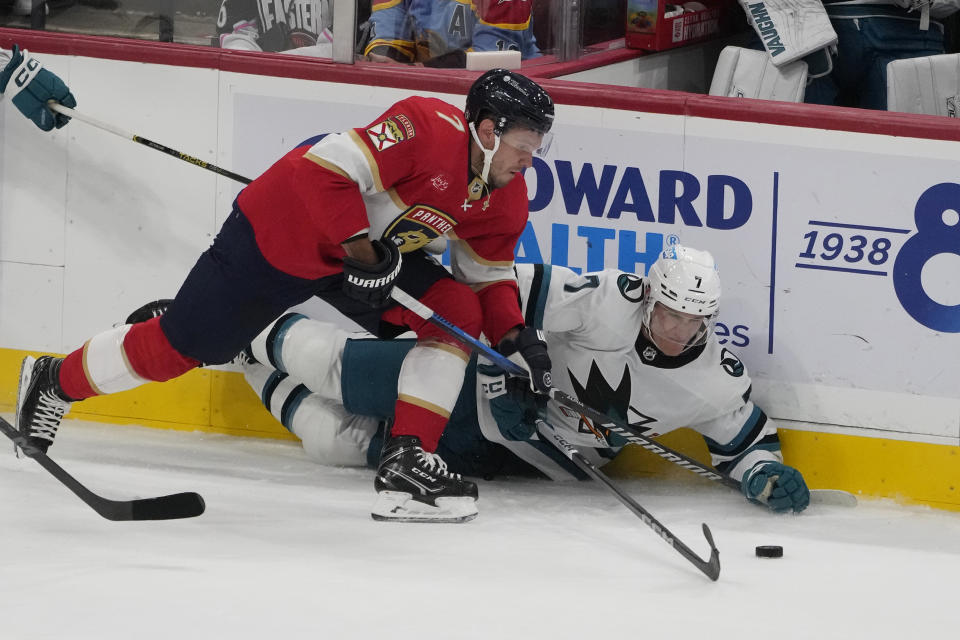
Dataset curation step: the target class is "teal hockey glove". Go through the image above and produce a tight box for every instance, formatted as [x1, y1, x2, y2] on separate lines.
[0, 45, 77, 131]
[741, 460, 810, 513]
[478, 363, 544, 441]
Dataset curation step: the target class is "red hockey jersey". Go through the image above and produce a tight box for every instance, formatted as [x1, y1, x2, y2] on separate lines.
[237, 95, 528, 343]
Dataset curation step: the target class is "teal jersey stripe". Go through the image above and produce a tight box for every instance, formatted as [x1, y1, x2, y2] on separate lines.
[526, 263, 552, 330]
[704, 405, 767, 456]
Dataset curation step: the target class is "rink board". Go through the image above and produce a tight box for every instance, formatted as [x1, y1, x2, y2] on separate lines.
[2, 31, 960, 512]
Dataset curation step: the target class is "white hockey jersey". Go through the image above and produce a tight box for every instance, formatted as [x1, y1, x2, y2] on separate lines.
[475, 263, 784, 481]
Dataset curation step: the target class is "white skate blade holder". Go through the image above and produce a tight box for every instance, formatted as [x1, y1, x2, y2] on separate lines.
[371, 491, 478, 523]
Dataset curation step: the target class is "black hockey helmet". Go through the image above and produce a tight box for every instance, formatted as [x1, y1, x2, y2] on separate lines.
[464, 69, 554, 136]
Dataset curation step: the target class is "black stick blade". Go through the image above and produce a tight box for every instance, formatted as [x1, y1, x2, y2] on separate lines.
[699, 523, 721, 582]
[130, 492, 206, 521]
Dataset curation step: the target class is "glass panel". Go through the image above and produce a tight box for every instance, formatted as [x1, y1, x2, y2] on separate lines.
[526, 1, 626, 64]
[0, 0, 345, 49]
[0, 1, 623, 67]
[356, 1, 628, 69]
[583, 0, 625, 48]
[359, 0, 543, 68]
[216, 0, 336, 54]
[0, 0, 214, 44]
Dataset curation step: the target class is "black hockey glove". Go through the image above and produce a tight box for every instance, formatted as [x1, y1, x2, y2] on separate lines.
[505, 376, 548, 420]
[342, 239, 402, 308]
[498, 327, 552, 394]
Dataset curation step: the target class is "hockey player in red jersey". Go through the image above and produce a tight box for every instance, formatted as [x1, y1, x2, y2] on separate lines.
[13, 68, 555, 523]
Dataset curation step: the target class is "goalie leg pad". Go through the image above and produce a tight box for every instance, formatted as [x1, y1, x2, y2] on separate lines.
[887, 53, 960, 116]
[709, 46, 808, 102]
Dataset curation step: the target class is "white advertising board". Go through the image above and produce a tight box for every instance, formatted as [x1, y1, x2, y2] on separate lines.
[226, 80, 960, 442]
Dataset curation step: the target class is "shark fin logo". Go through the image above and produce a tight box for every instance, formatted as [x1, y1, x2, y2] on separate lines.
[568, 362, 657, 441]
[617, 273, 644, 302]
[720, 348, 744, 377]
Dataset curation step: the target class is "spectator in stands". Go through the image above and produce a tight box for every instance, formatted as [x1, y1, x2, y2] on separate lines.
[807, 0, 960, 110]
[364, 0, 540, 68]
[215, 0, 334, 55]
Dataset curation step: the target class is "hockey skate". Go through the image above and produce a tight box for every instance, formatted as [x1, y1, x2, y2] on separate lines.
[123, 298, 173, 325]
[15, 356, 73, 456]
[372, 435, 478, 523]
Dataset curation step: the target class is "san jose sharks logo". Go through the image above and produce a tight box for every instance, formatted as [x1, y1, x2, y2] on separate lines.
[566, 361, 657, 444]
[617, 273, 644, 302]
[720, 348, 744, 377]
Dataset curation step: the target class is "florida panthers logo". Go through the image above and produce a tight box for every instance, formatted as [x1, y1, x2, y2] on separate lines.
[383, 205, 457, 253]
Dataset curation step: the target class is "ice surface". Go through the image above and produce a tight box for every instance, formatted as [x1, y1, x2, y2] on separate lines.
[2, 418, 958, 639]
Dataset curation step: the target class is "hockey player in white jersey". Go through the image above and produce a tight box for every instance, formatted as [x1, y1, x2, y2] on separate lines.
[134, 245, 809, 514]
[508, 245, 808, 512]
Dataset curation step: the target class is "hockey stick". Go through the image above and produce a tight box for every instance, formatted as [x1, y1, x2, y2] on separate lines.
[537, 419, 720, 581]
[389, 289, 857, 507]
[47, 103, 253, 186]
[0, 417, 205, 521]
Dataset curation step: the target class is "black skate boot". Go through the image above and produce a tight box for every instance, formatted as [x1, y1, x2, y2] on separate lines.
[372, 435, 478, 523]
[124, 299, 173, 325]
[15, 356, 74, 456]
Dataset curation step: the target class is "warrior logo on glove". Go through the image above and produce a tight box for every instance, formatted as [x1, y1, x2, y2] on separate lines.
[341, 239, 403, 308]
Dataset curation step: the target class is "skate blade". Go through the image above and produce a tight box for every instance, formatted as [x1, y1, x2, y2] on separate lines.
[13, 356, 36, 458]
[371, 491, 478, 523]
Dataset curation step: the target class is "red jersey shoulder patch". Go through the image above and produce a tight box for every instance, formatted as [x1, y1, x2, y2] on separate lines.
[365, 115, 415, 151]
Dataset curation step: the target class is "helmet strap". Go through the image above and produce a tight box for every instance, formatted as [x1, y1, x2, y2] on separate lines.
[469, 121, 500, 184]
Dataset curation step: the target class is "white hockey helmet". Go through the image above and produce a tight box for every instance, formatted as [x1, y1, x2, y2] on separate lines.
[641, 245, 722, 352]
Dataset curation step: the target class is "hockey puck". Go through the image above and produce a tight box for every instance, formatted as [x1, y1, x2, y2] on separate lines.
[755, 545, 783, 558]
